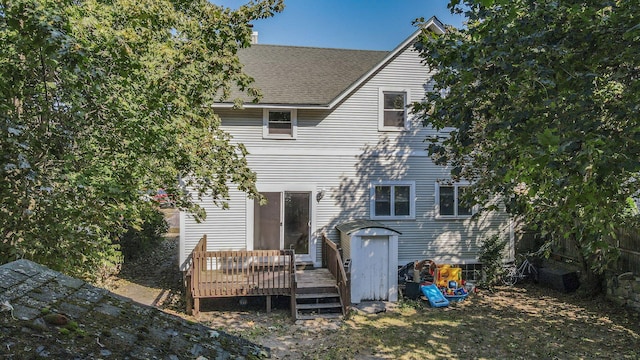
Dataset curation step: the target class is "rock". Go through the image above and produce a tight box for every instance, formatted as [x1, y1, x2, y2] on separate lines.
[36, 345, 49, 357]
[100, 349, 112, 356]
[30, 317, 47, 331]
[618, 272, 635, 281]
[191, 343, 204, 356]
[352, 301, 388, 314]
[43, 313, 69, 326]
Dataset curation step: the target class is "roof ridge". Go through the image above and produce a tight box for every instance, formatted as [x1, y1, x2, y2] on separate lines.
[246, 43, 390, 53]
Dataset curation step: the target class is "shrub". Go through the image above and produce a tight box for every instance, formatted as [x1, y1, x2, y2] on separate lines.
[118, 205, 168, 261]
[478, 234, 508, 288]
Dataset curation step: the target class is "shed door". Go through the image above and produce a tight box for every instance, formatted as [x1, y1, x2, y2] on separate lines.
[357, 236, 390, 301]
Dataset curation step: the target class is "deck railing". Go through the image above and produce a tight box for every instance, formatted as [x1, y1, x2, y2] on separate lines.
[322, 234, 350, 315]
[186, 235, 296, 316]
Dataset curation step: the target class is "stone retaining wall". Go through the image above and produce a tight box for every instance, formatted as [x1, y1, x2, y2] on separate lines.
[605, 272, 640, 312]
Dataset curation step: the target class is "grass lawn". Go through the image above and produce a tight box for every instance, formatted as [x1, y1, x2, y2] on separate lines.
[112, 238, 640, 359]
[197, 283, 640, 359]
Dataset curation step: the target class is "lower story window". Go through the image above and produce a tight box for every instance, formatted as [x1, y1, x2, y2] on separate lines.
[437, 183, 472, 218]
[370, 182, 415, 220]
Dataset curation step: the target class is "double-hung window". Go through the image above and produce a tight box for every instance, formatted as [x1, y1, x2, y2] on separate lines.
[436, 183, 473, 218]
[379, 88, 409, 131]
[370, 181, 415, 220]
[263, 109, 297, 139]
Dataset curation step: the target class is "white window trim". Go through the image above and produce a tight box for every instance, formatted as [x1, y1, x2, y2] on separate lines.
[370, 181, 416, 220]
[262, 108, 297, 139]
[434, 181, 475, 219]
[378, 87, 410, 132]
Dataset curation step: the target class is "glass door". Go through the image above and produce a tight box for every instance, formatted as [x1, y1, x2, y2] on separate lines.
[284, 192, 310, 254]
[253, 192, 281, 250]
[254, 191, 311, 256]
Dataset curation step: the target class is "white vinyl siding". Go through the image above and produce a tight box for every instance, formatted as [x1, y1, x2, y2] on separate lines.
[179, 189, 248, 269]
[181, 151, 510, 268]
[180, 41, 511, 269]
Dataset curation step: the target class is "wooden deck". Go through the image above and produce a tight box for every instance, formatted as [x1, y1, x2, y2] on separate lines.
[186, 235, 296, 316]
[185, 235, 350, 319]
[192, 269, 292, 296]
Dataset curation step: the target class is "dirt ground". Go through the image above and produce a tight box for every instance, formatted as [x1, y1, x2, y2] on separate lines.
[110, 237, 640, 360]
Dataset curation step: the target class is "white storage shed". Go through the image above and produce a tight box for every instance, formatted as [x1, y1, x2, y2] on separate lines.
[336, 220, 401, 303]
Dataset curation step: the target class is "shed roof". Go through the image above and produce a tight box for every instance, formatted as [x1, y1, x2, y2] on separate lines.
[335, 219, 402, 235]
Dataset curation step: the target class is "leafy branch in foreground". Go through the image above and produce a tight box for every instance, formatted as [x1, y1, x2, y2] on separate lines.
[413, 0, 640, 294]
[0, 0, 283, 278]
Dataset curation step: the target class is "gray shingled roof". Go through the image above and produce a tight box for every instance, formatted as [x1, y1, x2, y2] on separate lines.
[0, 259, 267, 359]
[234, 45, 389, 106]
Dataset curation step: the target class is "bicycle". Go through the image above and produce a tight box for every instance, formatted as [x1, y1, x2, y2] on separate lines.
[502, 255, 538, 286]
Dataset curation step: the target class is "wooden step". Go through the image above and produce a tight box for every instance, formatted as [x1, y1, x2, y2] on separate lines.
[293, 268, 345, 320]
[296, 313, 343, 320]
[295, 292, 344, 320]
[296, 302, 342, 310]
[296, 292, 340, 300]
[296, 286, 338, 295]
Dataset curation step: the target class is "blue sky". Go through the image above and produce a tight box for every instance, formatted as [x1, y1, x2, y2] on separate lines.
[212, 0, 465, 50]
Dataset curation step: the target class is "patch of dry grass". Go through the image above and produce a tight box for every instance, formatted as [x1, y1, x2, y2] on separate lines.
[111, 238, 640, 359]
[197, 285, 640, 360]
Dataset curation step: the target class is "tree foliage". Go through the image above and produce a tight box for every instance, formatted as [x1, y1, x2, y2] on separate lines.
[1, 0, 283, 278]
[413, 0, 640, 292]
[478, 234, 508, 289]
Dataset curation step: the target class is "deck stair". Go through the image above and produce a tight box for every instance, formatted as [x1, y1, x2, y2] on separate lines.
[294, 268, 344, 320]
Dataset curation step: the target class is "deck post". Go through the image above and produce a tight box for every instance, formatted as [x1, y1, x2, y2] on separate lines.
[266, 295, 271, 313]
[185, 273, 193, 315]
[193, 298, 200, 317]
[289, 249, 297, 319]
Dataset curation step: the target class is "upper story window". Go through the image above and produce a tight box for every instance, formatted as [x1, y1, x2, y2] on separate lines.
[263, 109, 297, 139]
[379, 88, 409, 131]
[436, 182, 473, 218]
[370, 181, 415, 220]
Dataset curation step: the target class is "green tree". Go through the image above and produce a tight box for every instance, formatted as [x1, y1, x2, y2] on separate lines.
[1, 0, 283, 279]
[413, 0, 640, 293]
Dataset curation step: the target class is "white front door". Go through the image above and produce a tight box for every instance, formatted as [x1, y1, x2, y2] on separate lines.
[254, 191, 311, 258]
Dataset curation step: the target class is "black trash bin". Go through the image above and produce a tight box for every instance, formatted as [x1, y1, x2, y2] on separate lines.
[404, 282, 421, 300]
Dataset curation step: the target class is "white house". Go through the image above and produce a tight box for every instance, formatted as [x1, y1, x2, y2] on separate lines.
[179, 17, 512, 302]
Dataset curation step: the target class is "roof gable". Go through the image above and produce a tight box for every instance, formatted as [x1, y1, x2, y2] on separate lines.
[221, 16, 446, 109]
